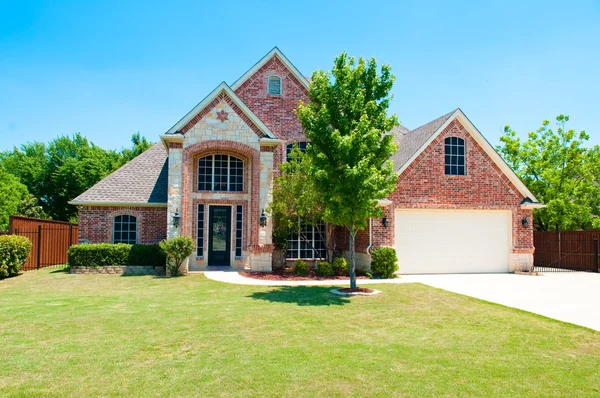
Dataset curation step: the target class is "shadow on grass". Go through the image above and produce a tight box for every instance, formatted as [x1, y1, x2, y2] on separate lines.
[248, 286, 351, 306]
[49, 267, 69, 274]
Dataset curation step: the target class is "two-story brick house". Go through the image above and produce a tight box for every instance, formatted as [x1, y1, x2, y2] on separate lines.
[70, 47, 543, 274]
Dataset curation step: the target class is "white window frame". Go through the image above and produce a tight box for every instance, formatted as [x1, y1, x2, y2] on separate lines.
[197, 204, 205, 257]
[197, 154, 244, 192]
[444, 136, 466, 176]
[286, 222, 327, 260]
[235, 205, 243, 258]
[267, 74, 282, 96]
[112, 214, 138, 244]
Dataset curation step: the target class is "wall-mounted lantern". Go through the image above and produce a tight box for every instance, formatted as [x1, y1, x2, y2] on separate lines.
[382, 217, 388, 228]
[521, 217, 529, 228]
[172, 209, 181, 228]
[260, 209, 267, 227]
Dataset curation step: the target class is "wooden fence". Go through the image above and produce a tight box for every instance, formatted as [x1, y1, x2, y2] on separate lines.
[534, 230, 600, 272]
[9, 216, 79, 271]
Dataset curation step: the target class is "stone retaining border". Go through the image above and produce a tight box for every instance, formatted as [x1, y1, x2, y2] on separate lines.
[70, 266, 165, 276]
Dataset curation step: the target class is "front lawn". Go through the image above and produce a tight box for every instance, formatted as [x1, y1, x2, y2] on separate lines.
[1, 268, 599, 397]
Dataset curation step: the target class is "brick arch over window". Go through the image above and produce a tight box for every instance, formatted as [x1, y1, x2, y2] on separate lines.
[182, 141, 260, 248]
[106, 208, 144, 244]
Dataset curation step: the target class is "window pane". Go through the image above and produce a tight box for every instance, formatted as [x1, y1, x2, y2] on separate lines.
[197, 204, 205, 257]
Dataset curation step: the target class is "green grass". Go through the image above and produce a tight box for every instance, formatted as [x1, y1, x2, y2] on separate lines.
[1, 268, 599, 397]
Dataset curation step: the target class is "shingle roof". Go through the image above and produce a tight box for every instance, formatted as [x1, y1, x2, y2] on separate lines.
[70, 143, 168, 205]
[390, 110, 457, 171]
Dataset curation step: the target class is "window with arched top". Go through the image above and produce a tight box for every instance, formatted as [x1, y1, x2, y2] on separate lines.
[267, 75, 282, 96]
[113, 215, 137, 244]
[198, 154, 244, 192]
[444, 137, 466, 175]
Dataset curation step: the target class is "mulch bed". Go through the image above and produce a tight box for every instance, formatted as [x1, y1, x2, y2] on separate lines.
[240, 271, 368, 281]
[337, 287, 375, 294]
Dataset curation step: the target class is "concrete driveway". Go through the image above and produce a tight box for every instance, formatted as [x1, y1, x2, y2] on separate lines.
[402, 272, 600, 331]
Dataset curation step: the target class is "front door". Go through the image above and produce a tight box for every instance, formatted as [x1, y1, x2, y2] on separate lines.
[208, 206, 231, 266]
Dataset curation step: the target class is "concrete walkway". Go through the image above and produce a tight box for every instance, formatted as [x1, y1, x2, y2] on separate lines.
[202, 271, 410, 286]
[203, 271, 600, 331]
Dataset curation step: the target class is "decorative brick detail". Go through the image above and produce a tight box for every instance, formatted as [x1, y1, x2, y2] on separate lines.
[249, 244, 275, 254]
[78, 206, 167, 244]
[70, 266, 165, 276]
[180, 92, 266, 137]
[168, 142, 183, 149]
[260, 146, 276, 152]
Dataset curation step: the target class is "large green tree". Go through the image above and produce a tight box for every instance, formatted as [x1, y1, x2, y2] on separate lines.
[0, 134, 153, 221]
[497, 115, 600, 231]
[0, 170, 29, 230]
[296, 52, 398, 289]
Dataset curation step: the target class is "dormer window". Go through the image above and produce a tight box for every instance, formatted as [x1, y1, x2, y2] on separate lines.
[267, 75, 282, 96]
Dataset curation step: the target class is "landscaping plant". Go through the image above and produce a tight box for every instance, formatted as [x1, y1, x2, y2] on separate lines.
[293, 260, 309, 276]
[68, 243, 165, 267]
[333, 257, 349, 276]
[0, 235, 32, 278]
[370, 247, 398, 278]
[159, 236, 194, 276]
[316, 261, 334, 277]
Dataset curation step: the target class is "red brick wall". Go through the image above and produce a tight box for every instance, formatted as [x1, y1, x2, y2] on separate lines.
[234, 55, 309, 168]
[78, 206, 167, 244]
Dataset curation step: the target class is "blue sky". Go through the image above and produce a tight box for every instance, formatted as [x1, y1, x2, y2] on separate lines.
[1, 0, 598, 152]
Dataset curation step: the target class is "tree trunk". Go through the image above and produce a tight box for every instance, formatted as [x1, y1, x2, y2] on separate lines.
[349, 229, 357, 289]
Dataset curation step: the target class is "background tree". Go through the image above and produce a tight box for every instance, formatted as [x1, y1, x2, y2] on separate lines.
[0, 133, 153, 222]
[0, 170, 29, 230]
[268, 146, 325, 267]
[296, 53, 398, 289]
[497, 115, 600, 231]
[16, 194, 50, 220]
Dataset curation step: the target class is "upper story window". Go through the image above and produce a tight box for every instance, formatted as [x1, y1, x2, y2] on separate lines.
[444, 137, 466, 175]
[113, 215, 137, 244]
[286, 141, 308, 162]
[198, 154, 243, 192]
[267, 75, 282, 96]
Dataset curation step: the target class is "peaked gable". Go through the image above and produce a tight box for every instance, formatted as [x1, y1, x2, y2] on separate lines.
[164, 83, 276, 139]
[397, 109, 539, 203]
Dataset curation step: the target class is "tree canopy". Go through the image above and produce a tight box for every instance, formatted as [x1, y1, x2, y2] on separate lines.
[0, 134, 153, 222]
[497, 115, 600, 231]
[296, 52, 398, 288]
[0, 170, 29, 230]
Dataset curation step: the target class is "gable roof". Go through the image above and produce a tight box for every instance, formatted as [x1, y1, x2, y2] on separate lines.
[230, 47, 310, 91]
[69, 144, 168, 206]
[164, 82, 276, 138]
[392, 109, 540, 203]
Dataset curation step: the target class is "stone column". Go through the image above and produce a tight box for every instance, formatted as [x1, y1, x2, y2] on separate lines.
[167, 146, 183, 239]
[259, 151, 274, 245]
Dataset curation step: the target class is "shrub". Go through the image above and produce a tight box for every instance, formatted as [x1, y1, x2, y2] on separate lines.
[0, 235, 32, 278]
[333, 257, 349, 276]
[159, 237, 194, 277]
[293, 260, 309, 276]
[370, 247, 398, 278]
[316, 261, 334, 277]
[68, 243, 164, 268]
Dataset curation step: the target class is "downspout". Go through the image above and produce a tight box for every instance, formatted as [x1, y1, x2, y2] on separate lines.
[366, 218, 373, 255]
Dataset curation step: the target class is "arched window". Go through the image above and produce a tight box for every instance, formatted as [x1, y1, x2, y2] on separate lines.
[286, 141, 308, 162]
[444, 137, 466, 175]
[198, 154, 244, 192]
[267, 75, 282, 96]
[113, 215, 137, 244]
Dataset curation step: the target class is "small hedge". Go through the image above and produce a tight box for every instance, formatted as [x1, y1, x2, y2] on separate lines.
[68, 243, 165, 268]
[293, 260, 309, 276]
[0, 235, 32, 278]
[333, 257, 349, 276]
[370, 247, 398, 278]
[316, 261, 334, 277]
[159, 236, 194, 276]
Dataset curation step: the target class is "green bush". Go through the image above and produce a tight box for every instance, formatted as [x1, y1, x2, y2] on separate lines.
[159, 237, 194, 276]
[293, 260, 309, 276]
[68, 243, 165, 268]
[370, 247, 398, 278]
[0, 235, 32, 278]
[333, 257, 349, 276]
[316, 261, 334, 277]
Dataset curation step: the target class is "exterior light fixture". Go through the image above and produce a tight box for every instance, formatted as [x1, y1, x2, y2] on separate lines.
[260, 209, 267, 227]
[172, 209, 181, 228]
[382, 217, 388, 228]
[521, 217, 529, 228]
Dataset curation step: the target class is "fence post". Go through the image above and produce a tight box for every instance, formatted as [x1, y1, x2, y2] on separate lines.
[594, 239, 599, 273]
[69, 224, 73, 247]
[37, 225, 42, 270]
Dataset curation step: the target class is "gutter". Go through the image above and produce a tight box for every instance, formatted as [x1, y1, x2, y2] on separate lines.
[366, 218, 373, 255]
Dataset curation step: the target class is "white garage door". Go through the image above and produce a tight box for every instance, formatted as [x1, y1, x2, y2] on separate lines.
[395, 209, 511, 274]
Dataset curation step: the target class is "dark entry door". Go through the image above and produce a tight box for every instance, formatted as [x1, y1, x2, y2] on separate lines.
[208, 206, 232, 266]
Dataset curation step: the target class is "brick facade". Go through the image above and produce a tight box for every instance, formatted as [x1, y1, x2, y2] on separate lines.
[78, 206, 167, 244]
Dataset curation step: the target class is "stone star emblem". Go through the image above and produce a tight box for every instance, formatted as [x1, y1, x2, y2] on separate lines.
[216, 109, 229, 122]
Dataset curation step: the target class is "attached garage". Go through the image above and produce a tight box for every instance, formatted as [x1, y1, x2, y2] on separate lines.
[394, 209, 511, 274]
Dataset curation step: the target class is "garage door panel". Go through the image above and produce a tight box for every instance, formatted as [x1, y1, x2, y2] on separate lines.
[395, 209, 510, 274]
